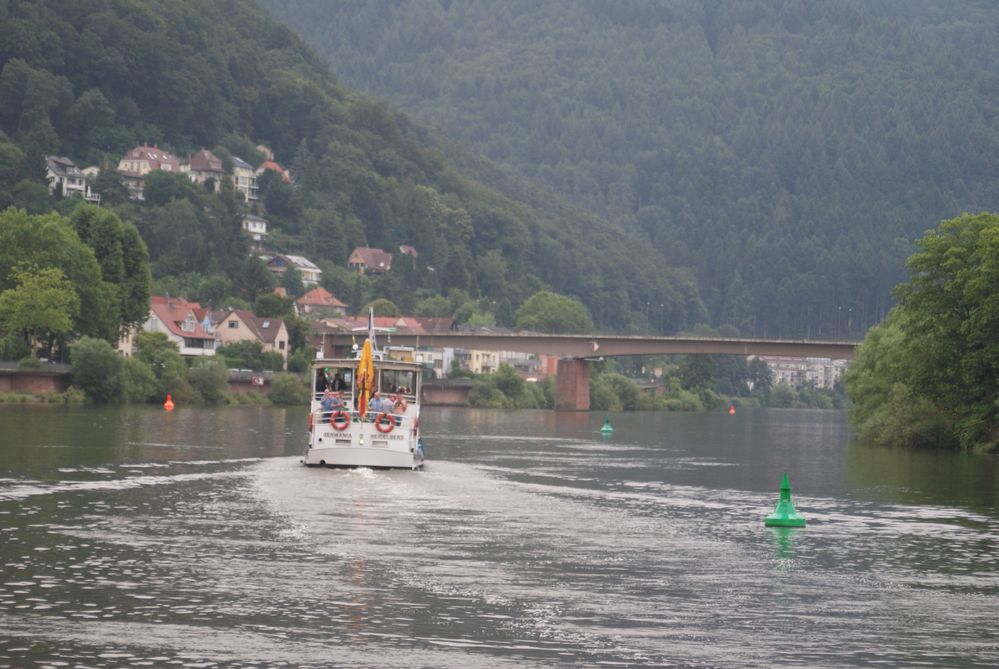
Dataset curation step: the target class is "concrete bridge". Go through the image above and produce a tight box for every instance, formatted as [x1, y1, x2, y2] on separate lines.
[373, 332, 860, 411]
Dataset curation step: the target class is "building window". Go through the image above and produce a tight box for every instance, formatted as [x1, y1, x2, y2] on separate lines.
[279, 341, 285, 350]
[228, 321, 238, 329]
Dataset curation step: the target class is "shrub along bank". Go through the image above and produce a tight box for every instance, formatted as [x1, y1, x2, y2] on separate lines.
[68, 333, 309, 406]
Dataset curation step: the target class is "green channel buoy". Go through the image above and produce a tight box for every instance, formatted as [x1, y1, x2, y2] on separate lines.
[600, 417, 613, 434]
[764, 472, 806, 527]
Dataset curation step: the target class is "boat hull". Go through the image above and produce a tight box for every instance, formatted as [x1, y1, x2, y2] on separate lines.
[305, 420, 424, 470]
[304, 444, 423, 470]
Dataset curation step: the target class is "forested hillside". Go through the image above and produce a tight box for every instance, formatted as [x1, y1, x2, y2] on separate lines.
[265, 0, 999, 338]
[0, 0, 705, 333]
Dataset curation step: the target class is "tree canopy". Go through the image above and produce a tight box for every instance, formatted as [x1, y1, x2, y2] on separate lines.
[845, 212, 999, 452]
[267, 0, 999, 337]
[0, 0, 708, 333]
[514, 291, 593, 334]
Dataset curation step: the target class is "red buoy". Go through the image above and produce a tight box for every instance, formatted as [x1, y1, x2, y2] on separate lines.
[164, 394, 175, 412]
[728, 404, 735, 415]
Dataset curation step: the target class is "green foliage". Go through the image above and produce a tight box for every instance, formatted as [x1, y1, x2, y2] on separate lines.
[217, 340, 285, 372]
[70, 336, 125, 403]
[280, 264, 304, 297]
[287, 348, 312, 373]
[18, 356, 42, 370]
[254, 293, 293, 318]
[846, 213, 999, 450]
[123, 356, 159, 403]
[69, 204, 151, 336]
[0, 207, 146, 348]
[0, 334, 30, 361]
[590, 372, 645, 412]
[466, 383, 506, 408]
[465, 365, 551, 409]
[363, 298, 399, 317]
[0, 266, 79, 355]
[269, 372, 308, 405]
[0, 0, 717, 333]
[187, 359, 229, 405]
[270, 1, 999, 337]
[514, 291, 593, 333]
[133, 331, 193, 403]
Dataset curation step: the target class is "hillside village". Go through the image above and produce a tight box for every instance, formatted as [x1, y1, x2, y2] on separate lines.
[31, 140, 852, 405]
[49, 143, 569, 386]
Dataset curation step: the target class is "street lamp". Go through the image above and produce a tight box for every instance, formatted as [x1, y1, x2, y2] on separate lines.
[659, 303, 664, 335]
[837, 305, 842, 339]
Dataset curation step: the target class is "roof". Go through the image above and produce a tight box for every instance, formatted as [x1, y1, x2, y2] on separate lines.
[188, 149, 223, 173]
[217, 310, 286, 345]
[150, 296, 215, 341]
[256, 160, 291, 182]
[282, 255, 320, 271]
[399, 244, 418, 258]
[122, 144, 181, 169]
[45, 156, 82, 177]
[349, 247, 393, 271]
[296, 286, 347, 308]
[231, 155, 254, 170]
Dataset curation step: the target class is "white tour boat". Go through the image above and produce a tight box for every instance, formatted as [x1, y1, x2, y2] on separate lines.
[303, 327, 425, 470]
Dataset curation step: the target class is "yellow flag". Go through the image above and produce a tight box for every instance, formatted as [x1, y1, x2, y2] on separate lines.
[356, 339, 373, 417]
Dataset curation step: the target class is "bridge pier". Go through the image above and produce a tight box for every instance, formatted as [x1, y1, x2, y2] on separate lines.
[555, 358, 590, 411]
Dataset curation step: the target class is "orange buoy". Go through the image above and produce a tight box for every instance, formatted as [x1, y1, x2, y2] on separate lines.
[164, 394, 175, 412]
[728, 404, 735, 415]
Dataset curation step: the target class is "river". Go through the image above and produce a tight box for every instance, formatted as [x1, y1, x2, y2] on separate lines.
[0, 405, 996, 667]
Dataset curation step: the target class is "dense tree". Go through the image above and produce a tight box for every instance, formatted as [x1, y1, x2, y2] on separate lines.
[0, 208, 118, 345]
[187, 359, 229, 405]
[132, 331, 193, 402]
[268, 0, 999, 337]
[0, 0, 710, 334]
[254, 293, 294, 318]
[70, 336, 126, 403]
[0, 266, 79, 357]
[364, 298, 400, 317]
[69, 204, 151, 337]
[846, 213, 999, 451]
[514, 291, 593, 333]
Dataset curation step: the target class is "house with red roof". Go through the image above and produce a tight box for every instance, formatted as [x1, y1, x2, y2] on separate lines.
[213, 310, 289, 367]
[116, 144, 182, 200]
[255, 160, 292, 183]
[295, 286, 348, 318]
[140, 296, 217, 357]
[347, 247, 393, 274]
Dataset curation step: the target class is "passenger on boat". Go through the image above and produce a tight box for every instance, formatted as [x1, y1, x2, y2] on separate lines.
[331, 372, 346, 391]
[369, 391, 389, 416]
[319, 390, 343, 415]
[315, 369, 330, 394]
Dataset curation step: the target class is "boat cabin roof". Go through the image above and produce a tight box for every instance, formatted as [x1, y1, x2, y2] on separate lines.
[310, 357, 423, 373]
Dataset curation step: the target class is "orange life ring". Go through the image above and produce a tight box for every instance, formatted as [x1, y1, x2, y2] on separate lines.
[330, 410, 350, 431]
[375, 412, 396, 433]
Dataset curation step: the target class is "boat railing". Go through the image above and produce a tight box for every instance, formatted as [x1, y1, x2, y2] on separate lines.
[312, 407, 416, 433]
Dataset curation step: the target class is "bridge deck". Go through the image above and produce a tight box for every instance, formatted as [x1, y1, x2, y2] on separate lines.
[374, 332, 857, 360]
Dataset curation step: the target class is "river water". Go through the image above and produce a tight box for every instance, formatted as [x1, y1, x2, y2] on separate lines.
[0, 405, 996, 668]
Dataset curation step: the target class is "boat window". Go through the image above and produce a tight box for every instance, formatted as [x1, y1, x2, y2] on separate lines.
[379, 369, 417, 396]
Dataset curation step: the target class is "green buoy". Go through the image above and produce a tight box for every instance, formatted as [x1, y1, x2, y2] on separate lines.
[764, 472, 806, 527]
[600, 417, 613, 434]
